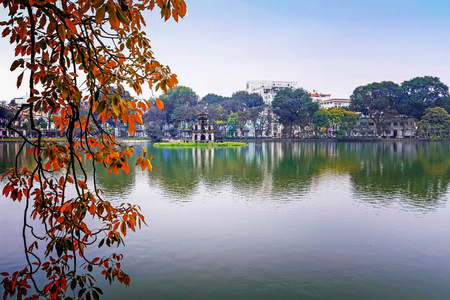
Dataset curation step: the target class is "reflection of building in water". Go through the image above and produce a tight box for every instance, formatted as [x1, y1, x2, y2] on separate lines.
[192, 147, 214, 171]
[192, 112, 214, 143]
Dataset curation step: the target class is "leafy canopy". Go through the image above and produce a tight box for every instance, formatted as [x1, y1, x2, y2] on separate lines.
[400, 76, 449, 119]
[417, 107, 450, 140]
[272, 88, 319, 136]
[0, 0, 186, 299]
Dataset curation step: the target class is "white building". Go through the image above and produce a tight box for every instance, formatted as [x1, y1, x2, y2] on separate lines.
[246, 80, 298, 105]
[320, 98, 351, 109]
[310, 90, 351, 109]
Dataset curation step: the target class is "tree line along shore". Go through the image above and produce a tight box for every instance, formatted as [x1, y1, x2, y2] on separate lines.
[1, 76, 450, 141]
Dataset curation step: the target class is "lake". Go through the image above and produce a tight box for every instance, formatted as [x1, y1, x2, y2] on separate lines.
[1, 141, 450, 299]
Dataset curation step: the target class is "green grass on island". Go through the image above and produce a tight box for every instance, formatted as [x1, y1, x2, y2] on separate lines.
[154, 141, 248, 147]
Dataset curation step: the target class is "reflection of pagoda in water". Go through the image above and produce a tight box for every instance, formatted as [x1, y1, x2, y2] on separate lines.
[192, 112, 214, 143]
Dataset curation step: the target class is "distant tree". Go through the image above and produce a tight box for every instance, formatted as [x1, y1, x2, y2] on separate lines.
[231, 91, 264, 108]
[400, 76, 449, 119]
[313, 108, 331, 136]
[257, 108, 273, 137]
[170, 103, 199, 124]
[143, 100, 167, 141]
[220, 91, 264, 113]
[294, 96, 319, 137]
[313, 108, 359, 138]
[435, 97, 450, 114]
[204, 104, 227, 122]
[272, 88, 318, 137]
[160, 86, 199, 124]
[143, 100, 167, 124]
[221, 97, 243, 113]
[201, 93, 227, 105]
[350, 81, 402, 135]
[416, 107, 450, 140]
[328, 108, 360, 139]
[145, 122, 164, 142]
[226, 113, 238, 136]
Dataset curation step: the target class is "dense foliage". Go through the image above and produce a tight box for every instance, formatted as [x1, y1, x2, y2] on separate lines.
[400, 76, 450, 119]
[349, 81, 402, 134]
[350, 77, 450, 123]
[417, 107, 450, 140]
[271, 88, 319, 137]
[314, 108, 359, 138]
[0, 0, 186, 299]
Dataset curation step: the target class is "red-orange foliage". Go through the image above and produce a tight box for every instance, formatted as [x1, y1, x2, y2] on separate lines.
[0, 0, 186, 299]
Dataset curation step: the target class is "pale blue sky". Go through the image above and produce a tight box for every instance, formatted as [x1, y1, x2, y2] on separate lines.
[1, 0, 449, 100]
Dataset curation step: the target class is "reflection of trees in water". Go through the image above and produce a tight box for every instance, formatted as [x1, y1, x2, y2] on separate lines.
[346, 142, 450, 209]
[149, 148, 200, 199]
[148, 143, 324, 201]
[147, 141, 450, 208]
[0, 143, 35, 174]
[4, 141, 448, 208]
[93, 161, 137, 199]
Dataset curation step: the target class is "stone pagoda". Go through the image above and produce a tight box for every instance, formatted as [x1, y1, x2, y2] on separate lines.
[192, 112, 214, 143]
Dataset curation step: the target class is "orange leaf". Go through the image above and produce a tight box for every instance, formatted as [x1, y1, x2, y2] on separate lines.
[17, 72, 24, 88]
[95, 5, 106, 24]
[57, 24, 66, 42]
[156, 98, 164, 110]
[120, 222, 127, 236]
[113, 222, 120, 232]
[89, 204, 96, 215]
[61, 201, 71, 213]
[77, 180, 87, 189]
[64, 18, 77, 35]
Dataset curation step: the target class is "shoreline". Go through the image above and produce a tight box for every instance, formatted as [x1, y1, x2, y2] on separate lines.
[0, 137, 446, 143]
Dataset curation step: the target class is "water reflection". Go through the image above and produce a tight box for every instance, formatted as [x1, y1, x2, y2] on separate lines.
[347, 142, 450, 209]
[2, 141, 449, 210]
[147, 141, 450, 209]
[0, 143, 34, 173]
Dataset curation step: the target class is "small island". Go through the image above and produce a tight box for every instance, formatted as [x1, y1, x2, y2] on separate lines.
[154, 141, 247, 147]
[154, 112, 246, 147]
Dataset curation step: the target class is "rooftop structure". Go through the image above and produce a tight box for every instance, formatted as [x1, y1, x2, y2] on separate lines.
[310, 90, 331, 103]
[310, 90, 350, 109]
[320, 98, 351, 109]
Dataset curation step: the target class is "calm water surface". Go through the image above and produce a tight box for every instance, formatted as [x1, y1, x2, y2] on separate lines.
[1, 141, 450, 299]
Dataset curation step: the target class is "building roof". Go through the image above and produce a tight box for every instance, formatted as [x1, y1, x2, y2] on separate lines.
[322, 98, 350, 102]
